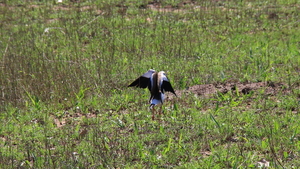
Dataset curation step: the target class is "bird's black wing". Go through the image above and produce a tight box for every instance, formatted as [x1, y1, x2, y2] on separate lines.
[128, 76, 150, 89]
[162, 81, 177, 96]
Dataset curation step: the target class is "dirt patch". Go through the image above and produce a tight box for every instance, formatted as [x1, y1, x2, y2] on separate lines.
[52, 110, 99, 128]
[174, 82, 289, 97]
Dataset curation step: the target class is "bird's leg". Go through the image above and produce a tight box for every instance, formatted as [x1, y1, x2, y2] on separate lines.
[151, 106, 155, 120]
[159, 105, 164, 115]
[154, 105, 164, 120]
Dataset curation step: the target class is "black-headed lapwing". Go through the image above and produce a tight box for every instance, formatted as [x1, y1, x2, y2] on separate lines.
[128, 69, 177, 119]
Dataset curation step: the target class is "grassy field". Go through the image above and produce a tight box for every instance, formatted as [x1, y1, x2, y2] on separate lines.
[1, 0, 300, 168]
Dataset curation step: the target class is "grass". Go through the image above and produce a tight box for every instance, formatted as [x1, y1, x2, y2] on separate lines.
[1, 0, 300, 168]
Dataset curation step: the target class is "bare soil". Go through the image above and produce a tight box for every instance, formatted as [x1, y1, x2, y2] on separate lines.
[175, 81, 289, 97]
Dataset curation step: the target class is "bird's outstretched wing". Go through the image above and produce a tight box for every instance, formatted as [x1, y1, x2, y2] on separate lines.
[162, 81, 176, 96]
[160, 72, 176, 96]
[128, 76, 150, 88]
[128, 69, 155, 89]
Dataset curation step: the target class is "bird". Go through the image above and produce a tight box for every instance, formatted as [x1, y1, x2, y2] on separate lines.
[128, 69, 177, 120]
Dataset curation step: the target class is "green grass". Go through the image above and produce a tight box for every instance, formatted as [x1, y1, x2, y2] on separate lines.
[1, 0, 300, 168]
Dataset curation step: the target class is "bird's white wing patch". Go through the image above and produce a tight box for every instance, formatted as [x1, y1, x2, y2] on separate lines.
[141, 69, 155, 78]
[160, 72, 169, 82]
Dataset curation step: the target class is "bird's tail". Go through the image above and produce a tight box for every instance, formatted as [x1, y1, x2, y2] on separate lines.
[149, 92, 164, 107]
